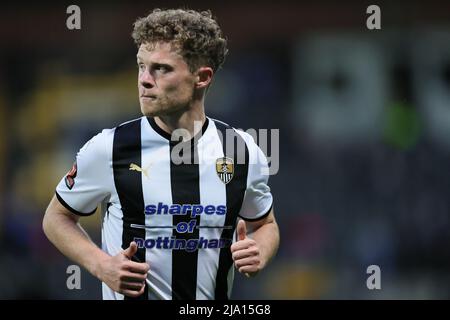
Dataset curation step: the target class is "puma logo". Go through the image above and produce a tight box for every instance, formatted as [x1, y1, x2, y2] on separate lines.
[129, 163, 150, 179]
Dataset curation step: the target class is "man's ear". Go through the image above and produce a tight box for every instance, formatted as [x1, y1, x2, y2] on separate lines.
[195, 67, 214, 89]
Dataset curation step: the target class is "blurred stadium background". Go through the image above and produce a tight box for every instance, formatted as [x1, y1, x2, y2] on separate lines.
[1, 0, 450, 299]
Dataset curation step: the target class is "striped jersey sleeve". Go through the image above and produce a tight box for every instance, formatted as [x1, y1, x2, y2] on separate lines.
[236, 130, 273, 221]
[55, 129, 114, 215]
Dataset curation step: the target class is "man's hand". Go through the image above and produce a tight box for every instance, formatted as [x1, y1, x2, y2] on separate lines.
[230, 220, 261, 278]
[98, 241, 150, 297]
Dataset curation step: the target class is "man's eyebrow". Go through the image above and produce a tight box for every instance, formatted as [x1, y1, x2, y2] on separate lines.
[135, 56, 173, 68]
[153, 62, 172, 67]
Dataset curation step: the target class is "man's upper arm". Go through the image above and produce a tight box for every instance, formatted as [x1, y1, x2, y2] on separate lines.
[236, 130, 274, 221]
[46, 194, 81, 223]
[55, 129, 114, 216]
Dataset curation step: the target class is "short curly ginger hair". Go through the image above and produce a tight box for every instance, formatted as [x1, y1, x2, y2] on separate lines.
[132, 8, 228, 73]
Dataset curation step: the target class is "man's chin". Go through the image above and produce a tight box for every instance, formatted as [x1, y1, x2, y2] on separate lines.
[142, 106, 188, 118]
[140, 104, 162, 117]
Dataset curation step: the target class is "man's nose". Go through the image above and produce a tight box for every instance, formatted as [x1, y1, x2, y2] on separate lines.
[139, 69, 155, 89]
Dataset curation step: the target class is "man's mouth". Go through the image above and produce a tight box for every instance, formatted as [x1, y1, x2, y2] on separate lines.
[141, 95, 156, 100]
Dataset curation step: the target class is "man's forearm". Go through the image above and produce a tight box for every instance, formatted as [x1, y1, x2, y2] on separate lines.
[43, 211, 109, 279]
[43, 197, 150, 297]
[250, 221, 280, 269]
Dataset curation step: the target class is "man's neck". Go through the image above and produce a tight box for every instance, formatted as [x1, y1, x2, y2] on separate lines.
[154, 105, 206, 140]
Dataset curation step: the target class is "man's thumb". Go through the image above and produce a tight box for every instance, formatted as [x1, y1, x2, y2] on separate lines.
[123, 241, 138, 259]
[237, 220, 247, 241]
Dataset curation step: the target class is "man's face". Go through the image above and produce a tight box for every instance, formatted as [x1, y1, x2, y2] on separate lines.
[137, 42, 196, 117]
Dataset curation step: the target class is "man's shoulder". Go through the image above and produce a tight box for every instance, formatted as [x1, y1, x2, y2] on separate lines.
[115, 116, 143, 129]
[209, 117, 233, 130]
[80, 117, 140, 153]
[208, 117, 259, 150]
[96, 117, 144, 140]
[209, 117, 245, 137]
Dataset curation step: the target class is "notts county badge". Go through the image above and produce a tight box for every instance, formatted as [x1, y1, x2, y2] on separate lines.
[216, 157, 234, 184]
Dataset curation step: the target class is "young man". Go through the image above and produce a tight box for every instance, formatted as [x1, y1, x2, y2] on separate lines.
[43, 8, 279, 300]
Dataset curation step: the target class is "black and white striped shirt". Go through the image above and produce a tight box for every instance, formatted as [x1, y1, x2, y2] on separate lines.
[55, 116, 273, 300]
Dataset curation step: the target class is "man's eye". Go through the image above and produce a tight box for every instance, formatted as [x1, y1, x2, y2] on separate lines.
[138, 64, 146, 71]
[155, 65, 169, 73]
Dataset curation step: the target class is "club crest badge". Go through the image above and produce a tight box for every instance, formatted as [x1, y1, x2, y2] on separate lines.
[65, 161, 77, 190]
[216, 157, 234, 184]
